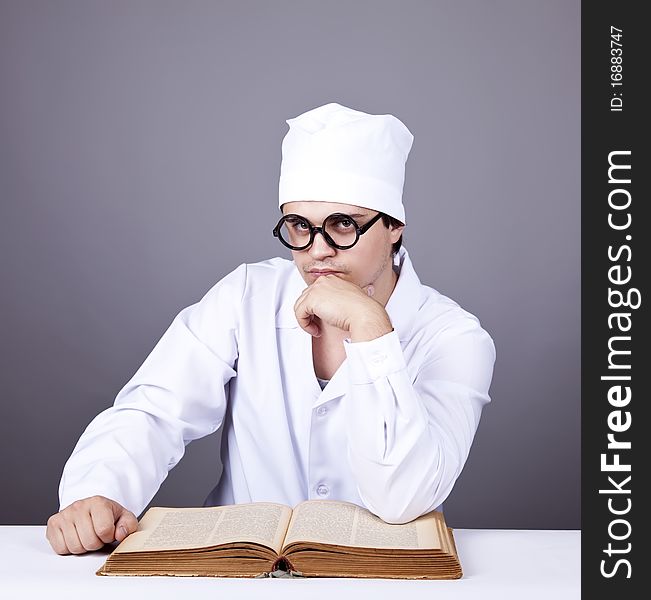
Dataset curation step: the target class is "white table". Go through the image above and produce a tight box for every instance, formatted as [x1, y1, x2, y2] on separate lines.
[0, 527, 580, 599]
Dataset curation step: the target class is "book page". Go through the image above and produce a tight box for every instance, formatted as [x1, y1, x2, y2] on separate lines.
[283, 500, 442, 550]
[114, 503, 292, 555]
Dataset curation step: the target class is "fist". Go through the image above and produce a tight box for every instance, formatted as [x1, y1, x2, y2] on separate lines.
[46, 496, 138, 555]
[294, 275, 392, 341]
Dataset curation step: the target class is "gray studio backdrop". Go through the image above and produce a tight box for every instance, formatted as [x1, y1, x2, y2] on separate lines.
[0, 1, 579, 528]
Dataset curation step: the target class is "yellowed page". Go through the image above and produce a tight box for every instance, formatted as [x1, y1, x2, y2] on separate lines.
[114, 503, 292, 555]
[283, 500, 442, 550]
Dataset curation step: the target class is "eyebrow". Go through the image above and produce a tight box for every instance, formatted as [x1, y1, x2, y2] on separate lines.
[291, 212, 369, 220]
[325, 212, 369, 220]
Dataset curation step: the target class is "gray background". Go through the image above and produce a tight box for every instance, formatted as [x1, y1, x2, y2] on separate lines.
[0, 0, 580, 528]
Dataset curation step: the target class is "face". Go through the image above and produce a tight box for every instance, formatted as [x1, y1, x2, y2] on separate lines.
[281, 201, 404, 292]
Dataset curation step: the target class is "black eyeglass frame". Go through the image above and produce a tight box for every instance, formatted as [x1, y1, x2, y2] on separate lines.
[273, 212, 384, 251]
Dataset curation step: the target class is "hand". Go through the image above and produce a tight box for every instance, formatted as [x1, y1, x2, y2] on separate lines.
[294, 275, 393, 341]
[46, 496, 138, 555]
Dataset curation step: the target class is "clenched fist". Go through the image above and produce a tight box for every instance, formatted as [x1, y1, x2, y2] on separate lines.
[294, 274, 393, 341]
[46, 496, 138, 555]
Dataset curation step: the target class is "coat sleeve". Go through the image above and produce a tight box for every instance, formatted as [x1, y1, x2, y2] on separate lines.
[342, 317, 496, 524]
[58, 264, 247, 517]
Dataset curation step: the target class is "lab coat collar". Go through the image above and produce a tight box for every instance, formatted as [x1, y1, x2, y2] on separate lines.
[384, 246, 423, 342]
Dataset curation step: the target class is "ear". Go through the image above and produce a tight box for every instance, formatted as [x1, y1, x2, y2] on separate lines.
[388, 224, 405, 244]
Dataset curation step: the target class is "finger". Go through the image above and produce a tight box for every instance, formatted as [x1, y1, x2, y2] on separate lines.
[90, 502, 117, 544]
[295, 305, 320, 337]
[303, 316, 321, 337]
[74, 508, 105, 552]
[293, 286, 312, 312]
[114, 509, 139, 542]
[46, 518, 70, 555]
[294, 292, 320, 336]
[60, 518, 87, 555]
[295, 311, 320, 337]
[50, 526, 70, 555]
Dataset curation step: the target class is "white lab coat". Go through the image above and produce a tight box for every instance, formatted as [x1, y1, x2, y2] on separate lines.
[59, 247, 495, 524]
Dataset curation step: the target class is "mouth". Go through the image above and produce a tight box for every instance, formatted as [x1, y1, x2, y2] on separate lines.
[308, 270, 342, 277]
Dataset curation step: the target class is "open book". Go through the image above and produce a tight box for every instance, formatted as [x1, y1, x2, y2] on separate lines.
[97, 500, 461, 579]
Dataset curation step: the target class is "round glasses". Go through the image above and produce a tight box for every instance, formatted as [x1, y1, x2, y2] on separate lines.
[273, 212, 383, 251]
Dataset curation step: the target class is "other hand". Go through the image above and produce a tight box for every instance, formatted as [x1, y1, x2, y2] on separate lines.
[46, 495, 138, 555]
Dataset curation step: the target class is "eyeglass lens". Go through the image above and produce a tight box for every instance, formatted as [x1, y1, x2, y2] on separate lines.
[278, 214, 358, 249]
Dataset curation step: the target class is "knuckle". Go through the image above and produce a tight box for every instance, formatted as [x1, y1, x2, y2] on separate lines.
[95, 523, 114, 538]
[60, 509, 77, 525]
[47, 514, 59, 528]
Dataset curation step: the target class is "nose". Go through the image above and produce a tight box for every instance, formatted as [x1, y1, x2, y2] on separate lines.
[308, 230, 336, 259]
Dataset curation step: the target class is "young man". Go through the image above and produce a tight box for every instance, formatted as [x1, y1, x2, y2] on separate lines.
[46, 102, 495, 555]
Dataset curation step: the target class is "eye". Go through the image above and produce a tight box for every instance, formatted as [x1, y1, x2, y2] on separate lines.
[330, 215, 355, 230]
[286, 217, 309, 230]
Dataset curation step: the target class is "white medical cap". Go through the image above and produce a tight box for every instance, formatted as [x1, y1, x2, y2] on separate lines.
[278, 102, 413, 224]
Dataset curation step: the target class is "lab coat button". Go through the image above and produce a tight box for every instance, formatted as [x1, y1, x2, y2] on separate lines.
[316, 406, 328, 417]
[316, 484, 329, 497]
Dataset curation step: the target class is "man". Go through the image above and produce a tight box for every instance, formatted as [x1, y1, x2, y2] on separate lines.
[46, 102, 496, 555]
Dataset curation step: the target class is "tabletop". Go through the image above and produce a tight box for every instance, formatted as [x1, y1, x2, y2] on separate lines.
[0, 526, 580, 599]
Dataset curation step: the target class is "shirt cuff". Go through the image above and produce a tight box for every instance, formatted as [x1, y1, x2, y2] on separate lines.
[343, 330, 407, 384]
